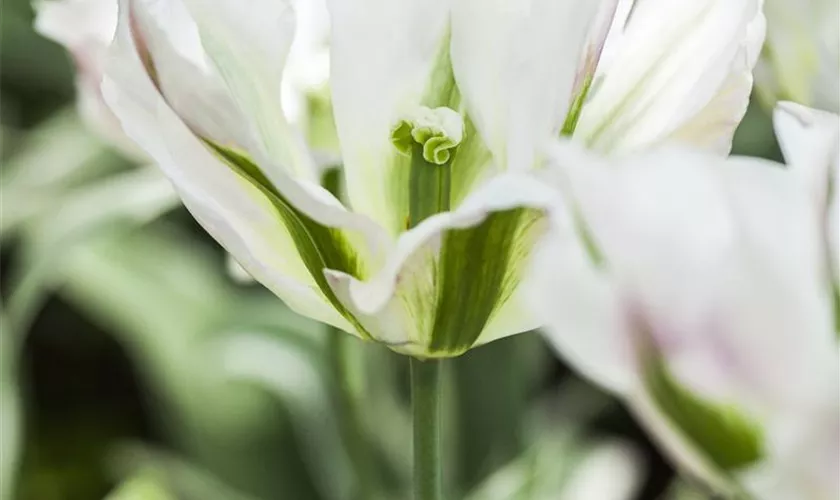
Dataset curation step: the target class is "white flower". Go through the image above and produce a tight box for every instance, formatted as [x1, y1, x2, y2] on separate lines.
[756, 0, 839, 112]
[34, 0, 132, 152]
[100, 0, 763, 357]
[529, 107, 839, 497]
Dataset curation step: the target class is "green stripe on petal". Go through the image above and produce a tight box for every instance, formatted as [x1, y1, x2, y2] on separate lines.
[207, 142, 371, 338]
[643, 357, 765, 472]
[427, 207, 545, 355]
[183, 0, 318, 182]
[449, 115, 495, 209]
[329, 0, 454, 236]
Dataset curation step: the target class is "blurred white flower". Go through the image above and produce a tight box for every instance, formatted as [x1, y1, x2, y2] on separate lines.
[559, 441, 643, 500]
[100, 0, 762, 357]
[529, 106, 839, 498]
[756, 0, 839, 112]
[34, 0, 135, 153]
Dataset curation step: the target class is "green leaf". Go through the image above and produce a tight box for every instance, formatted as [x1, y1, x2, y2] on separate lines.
[0, 109, 129, 240]
[215, 330, 351, 500]
[59, 226, 329, 499]
[644, 358, 765, 471]
[453, 334, 550, 491]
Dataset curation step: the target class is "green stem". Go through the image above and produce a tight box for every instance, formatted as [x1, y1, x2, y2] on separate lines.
[327, 330, 378, 500]
[411, 357, 443, 500]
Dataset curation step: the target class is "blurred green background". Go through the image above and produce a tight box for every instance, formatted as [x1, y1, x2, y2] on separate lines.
[0, 1, 783, 499]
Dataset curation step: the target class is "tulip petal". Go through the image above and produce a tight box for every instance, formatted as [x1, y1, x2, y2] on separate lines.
[756, 0, 840, 113]
[129, 0, 251, 150]
[536, 141, 836, 494]
[103, 0, 389, 336]
[575, 0, 765, 155]
[326, 174, 555, 357]
[550, 142, 832, 411]
[774, 102, 840, 325]
[525, 206, 633, 393]
[326, 0, 456, 235]
[181, 0, 318, 182]
[451, 0, 604, 170]
[774, 102, 839, 202]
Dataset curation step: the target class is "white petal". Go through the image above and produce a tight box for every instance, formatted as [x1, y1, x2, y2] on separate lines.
[585, 148, 829, 410]
[742, 375, 840, 500]
[538, 139, 836, 495]
[326, 0, 451, 234]
[103, 0, 352, 331]
[326, 173, 556, 356]
[283, 0, 331, 125]
[34, 0, 117, 48]
[451, 0, 605, 170]
[33, 0, 143, 155]
[560, 441, 643, 500]
[181, 0, 318, 182]
[576, 0, 765, 155]
[774, 101, 840, 285]
[526, 201, 635, 394]
[757, 0, 839, 113]
[129, 0, 252, 149]
[774, 102, 840, 200]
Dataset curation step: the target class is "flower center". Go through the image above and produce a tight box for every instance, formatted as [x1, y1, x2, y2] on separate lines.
[391, 106, 464, 165]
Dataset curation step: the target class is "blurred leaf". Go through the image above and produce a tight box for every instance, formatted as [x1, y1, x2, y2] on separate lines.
[57, 225, 326, 499]
[663, 480, 729, 500]
[0, 109, 127, 238]
[466, 381, 641, 500]
[108, 445, 259, 500]
[104, 473, 176, 500]
[453, 333, 550, 492]
[357, 343, 412, 491]
[216, 330, 348, 500]
[731, 98, 782, 161]
[466, 439, 643, 500]
[0, 312, 22, 500]
[0, 0, 74, 93]
[5, 166, 177, 336]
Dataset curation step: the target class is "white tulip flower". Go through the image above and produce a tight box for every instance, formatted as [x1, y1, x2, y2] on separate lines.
[100, 0, 763, 357]
[529, 108, 839, 497]
[34, 0, 133, 152]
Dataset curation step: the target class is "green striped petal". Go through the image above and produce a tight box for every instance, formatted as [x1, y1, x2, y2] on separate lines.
[182, 0, 318, 182]
[641, 356, 764, 472]
[328, 0, 455, 236]
[128, 0, 252, 150]
[325, 174, 554, 357]
[575, 0, 765, 155]
[103, 0, 388, 336]
[451, 0, 604, 170]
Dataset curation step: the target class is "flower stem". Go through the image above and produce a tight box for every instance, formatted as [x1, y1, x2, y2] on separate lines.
[411, 357, 443, 500]
[327, 329, 378, 500]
